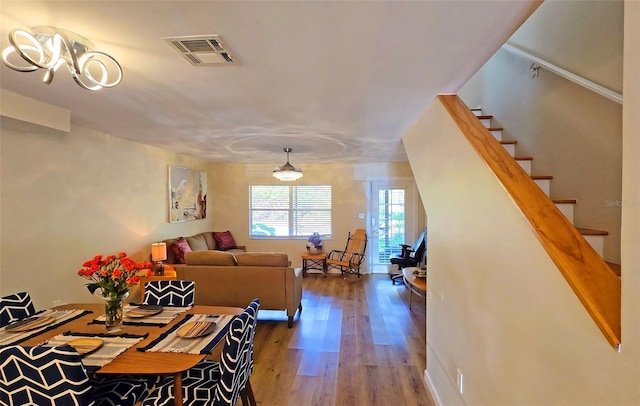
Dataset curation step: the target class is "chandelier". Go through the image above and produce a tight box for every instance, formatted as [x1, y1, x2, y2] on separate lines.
[273, 147, 303, 181]
[2, 26, 122, 91]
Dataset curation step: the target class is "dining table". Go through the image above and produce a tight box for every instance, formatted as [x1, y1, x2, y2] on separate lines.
[5, 302, 244, 406]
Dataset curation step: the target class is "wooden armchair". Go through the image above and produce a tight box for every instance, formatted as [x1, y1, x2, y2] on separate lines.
[326, 229, 368, 277]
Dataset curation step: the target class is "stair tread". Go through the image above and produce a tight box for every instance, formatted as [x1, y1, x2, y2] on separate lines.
[606, 261, 621, 277]
[552, 199, 577, 204]
[531, 175, 553, 180]
[515, 156, 533, 161]
[500, 140, 517, 145]
[487, 127, 503, 131]
[576, 227, 609, 236]
[477, 115, 493, 119]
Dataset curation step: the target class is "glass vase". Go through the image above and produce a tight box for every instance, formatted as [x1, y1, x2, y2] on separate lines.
[97, 291, 129, 332]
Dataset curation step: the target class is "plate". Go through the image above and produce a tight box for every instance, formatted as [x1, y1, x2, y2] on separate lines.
[412, 270, 427, 278]
[175, 321, 217, 339]
[5, 316, 55, 332]
[126, 305, 163, 318]
[67, 338, 104, 355]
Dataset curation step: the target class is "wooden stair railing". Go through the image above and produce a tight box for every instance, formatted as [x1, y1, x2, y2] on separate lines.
[439, 94, 621, 350]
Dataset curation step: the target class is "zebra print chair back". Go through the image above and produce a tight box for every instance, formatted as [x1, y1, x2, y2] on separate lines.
[0, 291, 36, 327]
[143, 280, 195, 306]
[0, 345, 94, 406]
[141, 299, 260, 406]
[213, 298, 260, 406]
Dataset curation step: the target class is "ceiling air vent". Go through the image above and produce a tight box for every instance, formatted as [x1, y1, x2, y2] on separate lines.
[163, 34, 234, 66]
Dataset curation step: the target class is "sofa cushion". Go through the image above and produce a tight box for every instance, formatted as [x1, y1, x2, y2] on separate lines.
[213, 231, 237, 251]
[186, 234, 209, 252]
[171, 237, 192, 264]
[235, 252, 289, 267]
[201, 232, 217, 250]
[185, 250, 237, 266]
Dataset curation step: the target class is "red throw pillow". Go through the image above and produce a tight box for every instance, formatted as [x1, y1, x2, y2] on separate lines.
[171, 237, 192, 264]
[213, 231, 237, 251]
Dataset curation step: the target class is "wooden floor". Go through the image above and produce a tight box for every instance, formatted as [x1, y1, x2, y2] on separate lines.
[250, 273, 435, 406]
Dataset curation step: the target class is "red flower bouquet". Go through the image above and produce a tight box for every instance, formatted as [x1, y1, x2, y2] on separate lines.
[78, 252, 151, 299]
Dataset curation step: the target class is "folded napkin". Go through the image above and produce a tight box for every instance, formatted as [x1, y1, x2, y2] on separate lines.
[0, 309, 92, 346]
[138, 314, 234, 354]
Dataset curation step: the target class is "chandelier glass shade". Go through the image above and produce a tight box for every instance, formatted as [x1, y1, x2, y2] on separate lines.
[1, 26, 122, 91]
[273, 147, 303, 181]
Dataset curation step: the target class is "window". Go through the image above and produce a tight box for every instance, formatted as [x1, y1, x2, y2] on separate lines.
[250, 185, 331, 238]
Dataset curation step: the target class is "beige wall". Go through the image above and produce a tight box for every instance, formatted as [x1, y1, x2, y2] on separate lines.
[509, 0, 623, 93]
[208, 161, 420, 270]
[405, 95, 639, 405]
[0, 94, 216, 309]
[621, 0, 640, 356]
[460, 0, 623, 263]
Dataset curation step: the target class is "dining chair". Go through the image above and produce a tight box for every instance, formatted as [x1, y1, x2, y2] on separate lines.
[143, 280, 196, 306]
[142, 298, 260, 406]
[0, 344, 151, 406]
[325, 229, 368, 277]
[0, 291, 36, 327]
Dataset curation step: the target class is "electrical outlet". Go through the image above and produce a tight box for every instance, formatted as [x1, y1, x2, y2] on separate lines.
[456, 368, 464, 394]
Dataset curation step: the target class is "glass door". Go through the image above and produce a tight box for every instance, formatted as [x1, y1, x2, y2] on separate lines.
[368, 181, 417, 273]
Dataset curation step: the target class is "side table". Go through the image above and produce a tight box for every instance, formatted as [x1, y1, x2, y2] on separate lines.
[402, 267, 427, 309]
[301, 253, 327, 277]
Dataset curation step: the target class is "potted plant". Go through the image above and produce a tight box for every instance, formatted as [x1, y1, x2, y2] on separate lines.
[307, 232, 323, 254]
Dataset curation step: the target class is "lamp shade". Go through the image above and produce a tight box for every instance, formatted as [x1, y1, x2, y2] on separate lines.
[151, 242, 167, 262]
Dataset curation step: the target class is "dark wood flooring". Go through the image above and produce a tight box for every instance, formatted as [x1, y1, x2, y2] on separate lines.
[250, 273, 435, 406]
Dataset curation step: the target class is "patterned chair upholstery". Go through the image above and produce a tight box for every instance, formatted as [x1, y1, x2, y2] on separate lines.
[142, 298, 260, 406]
[0, 345, 151, 406]
[143, 280, 196, 307]
[0, 291, 36, 327]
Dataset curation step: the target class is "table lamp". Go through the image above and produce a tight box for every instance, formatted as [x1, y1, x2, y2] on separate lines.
[151, 242, 167, 275]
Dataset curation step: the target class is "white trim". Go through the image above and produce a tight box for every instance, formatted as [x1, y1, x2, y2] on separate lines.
[501, 42, 623, 105]
[424, 369, 442, 406]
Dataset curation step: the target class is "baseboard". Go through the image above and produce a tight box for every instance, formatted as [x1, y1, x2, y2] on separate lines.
[424, 369, 442, 406]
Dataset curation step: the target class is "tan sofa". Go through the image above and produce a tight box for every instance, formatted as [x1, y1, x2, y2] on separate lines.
[175, 251, 303, 327]
[163, 231, 246, 264]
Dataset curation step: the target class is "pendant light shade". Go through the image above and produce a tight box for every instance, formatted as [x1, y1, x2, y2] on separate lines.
[273, 147, 303, 181]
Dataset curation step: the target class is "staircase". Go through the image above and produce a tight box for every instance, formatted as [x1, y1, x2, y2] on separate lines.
[471, 108, 620, 277]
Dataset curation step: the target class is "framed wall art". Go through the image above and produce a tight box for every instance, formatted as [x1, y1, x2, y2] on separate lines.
[168, 165, 207, 223]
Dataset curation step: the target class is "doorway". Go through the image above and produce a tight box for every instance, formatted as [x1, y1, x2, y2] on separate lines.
[368, 180, 418, 273]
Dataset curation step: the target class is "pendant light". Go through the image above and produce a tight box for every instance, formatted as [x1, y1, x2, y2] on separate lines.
[273, 147, 303, 181]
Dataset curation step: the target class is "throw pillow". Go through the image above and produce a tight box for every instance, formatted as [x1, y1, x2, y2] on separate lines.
[213, 231, 237, 251]
[171, 237, 192, 264]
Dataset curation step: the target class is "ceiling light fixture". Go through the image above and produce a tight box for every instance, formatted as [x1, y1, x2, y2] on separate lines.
[2, 26, 122, 91]
[273, 147, 303, 181]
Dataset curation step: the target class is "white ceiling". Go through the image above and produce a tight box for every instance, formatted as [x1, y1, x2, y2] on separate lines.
[0, 1, 540, 164]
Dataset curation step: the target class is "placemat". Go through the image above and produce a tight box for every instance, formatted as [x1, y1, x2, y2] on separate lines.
[89, 305, 191, 326]
[0, 309, 92, 346]
[45, 331, 147, 372]
[138, 313, 234, 354]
